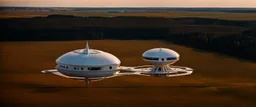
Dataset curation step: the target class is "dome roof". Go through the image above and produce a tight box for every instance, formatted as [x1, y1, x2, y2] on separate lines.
[56, 49, 120, 66]
[142, 48, 179, 58]
[56, 42, 120, 66]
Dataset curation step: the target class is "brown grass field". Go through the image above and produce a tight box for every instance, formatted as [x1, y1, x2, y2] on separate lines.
[1, 10, 256, 20]
[0, 40, 256, 107]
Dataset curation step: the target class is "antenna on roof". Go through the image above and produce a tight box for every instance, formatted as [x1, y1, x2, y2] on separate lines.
[84, 41, 89, 55]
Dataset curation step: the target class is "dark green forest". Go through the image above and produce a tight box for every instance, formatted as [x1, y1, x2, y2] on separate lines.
[1, 15, 256, 61]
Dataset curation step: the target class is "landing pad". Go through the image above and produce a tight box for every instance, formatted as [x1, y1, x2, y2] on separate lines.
[119, 65, 193, 77]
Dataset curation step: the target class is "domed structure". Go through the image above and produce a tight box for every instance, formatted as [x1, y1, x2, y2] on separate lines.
[56, 49, 120, 66]
[142, 48, 181, 75]
[55, 42, 120, 78]
[142, 48, 179, 65]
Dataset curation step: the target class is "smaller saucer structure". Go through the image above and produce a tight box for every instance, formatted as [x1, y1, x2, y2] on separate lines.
[143, 48, 179, 65]
[120, 48, 193, 77]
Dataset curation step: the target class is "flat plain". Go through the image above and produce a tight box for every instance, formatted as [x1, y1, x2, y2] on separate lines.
[0, 40, 255, 107]
[1, 10, 256, 20]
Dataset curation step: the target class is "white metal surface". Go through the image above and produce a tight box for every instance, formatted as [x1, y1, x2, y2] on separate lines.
[142, 48, 179, 58]
[56, 48, 120, 67]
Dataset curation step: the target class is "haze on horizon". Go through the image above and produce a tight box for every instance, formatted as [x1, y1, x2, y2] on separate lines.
[0, 0, 256, 8]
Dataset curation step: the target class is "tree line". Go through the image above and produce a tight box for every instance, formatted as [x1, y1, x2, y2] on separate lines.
[1, 15, 256, 61]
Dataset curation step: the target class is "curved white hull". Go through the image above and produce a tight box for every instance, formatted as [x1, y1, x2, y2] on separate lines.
[57, 69, 118, 78]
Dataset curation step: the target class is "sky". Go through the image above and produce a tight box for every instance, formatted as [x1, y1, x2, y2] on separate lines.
[0, 0, 256, 7]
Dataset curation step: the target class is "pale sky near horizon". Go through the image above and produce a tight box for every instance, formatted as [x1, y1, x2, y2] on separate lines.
[0, 0, 255, 7]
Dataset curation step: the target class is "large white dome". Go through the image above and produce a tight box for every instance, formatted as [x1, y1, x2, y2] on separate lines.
[142, 48, 179, 58]
[56, 49, 120, 67]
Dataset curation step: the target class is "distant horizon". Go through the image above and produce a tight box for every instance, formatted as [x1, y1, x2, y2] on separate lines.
[1, 0, 255, 8]
[1, 6, 256, 8]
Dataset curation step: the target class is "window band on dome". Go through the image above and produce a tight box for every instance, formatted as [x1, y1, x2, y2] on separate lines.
[88, 67, 101, 70]
[166, 57, 177, 60]
[143, 57, 159, 60]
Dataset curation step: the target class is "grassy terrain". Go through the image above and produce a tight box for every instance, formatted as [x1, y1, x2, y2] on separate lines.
[1, 10, 256, 20]
[0, 40, 255, 107]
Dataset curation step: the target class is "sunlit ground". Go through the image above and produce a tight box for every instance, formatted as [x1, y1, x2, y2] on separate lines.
[0, 40, 255, 107]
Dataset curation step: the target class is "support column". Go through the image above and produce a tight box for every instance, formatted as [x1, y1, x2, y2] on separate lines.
[84, 78, 89, 87]
[151, 65, 175, 73]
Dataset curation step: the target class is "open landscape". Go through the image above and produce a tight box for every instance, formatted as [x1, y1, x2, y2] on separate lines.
[1, 8, 256, 20]
[0, 40, 256, 107]
[1, 6, 256, 107]
[2, 12, 256, 61]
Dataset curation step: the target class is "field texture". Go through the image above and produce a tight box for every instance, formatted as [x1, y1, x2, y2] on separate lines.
[0, 40, 255, 107]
